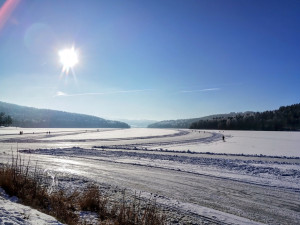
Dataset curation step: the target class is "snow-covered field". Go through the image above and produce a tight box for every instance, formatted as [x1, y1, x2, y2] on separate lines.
[169, 130, 300, 157]
[0, 128, 299, 224]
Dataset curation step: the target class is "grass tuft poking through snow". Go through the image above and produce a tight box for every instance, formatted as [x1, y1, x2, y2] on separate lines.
[79, 186, 166, 225]
[0, 152, 166, 225]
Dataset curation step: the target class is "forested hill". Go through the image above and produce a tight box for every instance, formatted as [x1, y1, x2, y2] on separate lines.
[148, 103, 300, 131]
[0, 101, 130, 128]
[147, 113, 244, 129]
[190, 103, 300, 131]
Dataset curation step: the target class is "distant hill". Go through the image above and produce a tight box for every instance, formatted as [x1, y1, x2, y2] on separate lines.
[148, 103, 300, 131]
[190, 103, 300, 131]
[0, 101, 130, 128]
[148, 112, 244, 128]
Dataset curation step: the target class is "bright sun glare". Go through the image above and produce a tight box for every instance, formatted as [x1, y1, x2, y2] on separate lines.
[59, 47, 78, 73]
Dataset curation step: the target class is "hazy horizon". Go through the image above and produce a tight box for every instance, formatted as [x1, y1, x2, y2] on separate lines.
[1, 0, 299, 121]
[2, 99, 295, 123]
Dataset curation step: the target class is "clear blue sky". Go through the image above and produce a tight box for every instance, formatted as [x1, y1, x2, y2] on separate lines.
[0, 0, 299, 120]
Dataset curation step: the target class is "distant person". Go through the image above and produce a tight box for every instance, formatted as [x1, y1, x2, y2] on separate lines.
[222, 135, 225, 142]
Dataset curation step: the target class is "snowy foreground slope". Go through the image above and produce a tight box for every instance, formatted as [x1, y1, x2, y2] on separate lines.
[0, 128, 299, 224]
[0, 188, 63, 225]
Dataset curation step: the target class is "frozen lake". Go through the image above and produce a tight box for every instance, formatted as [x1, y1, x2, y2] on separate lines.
[0, 128, 299, 224]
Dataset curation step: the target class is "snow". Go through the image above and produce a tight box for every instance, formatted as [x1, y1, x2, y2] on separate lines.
[150, 195, 265, 225]
[22, 147, 300, 190]
[168, 130, 300, 157]
[41, 128, 180, 141]
[0, 128, 299, 224]
[0, 188, 63, 225]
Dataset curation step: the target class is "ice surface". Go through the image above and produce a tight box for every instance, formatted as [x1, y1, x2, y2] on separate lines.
[0, 128, 299, 224]
[167, 130, 300, 157]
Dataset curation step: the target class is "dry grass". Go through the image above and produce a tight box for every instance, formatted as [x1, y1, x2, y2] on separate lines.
[0, 152, 79, 224]
[0, 152, 166, 225]
[78, 187, 166, 225]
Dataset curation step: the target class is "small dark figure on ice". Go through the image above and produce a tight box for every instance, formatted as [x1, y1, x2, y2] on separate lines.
[222, 135, 225, 142]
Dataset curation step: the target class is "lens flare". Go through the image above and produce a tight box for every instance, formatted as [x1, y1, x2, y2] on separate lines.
[0, 0, 20, 32]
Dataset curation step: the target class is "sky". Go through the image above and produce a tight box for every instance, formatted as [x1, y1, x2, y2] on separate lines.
[0, 0, 299, 121]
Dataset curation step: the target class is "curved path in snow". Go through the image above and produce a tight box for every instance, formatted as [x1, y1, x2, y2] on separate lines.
[16, 153, 300, 225]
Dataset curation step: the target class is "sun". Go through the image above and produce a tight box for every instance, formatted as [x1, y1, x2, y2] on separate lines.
[58, 47, 78, 74]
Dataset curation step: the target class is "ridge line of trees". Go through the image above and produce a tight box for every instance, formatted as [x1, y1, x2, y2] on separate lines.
[190, 103, 300, 131]
[0, 112, 12, 127]
[0, 101, 130, 128]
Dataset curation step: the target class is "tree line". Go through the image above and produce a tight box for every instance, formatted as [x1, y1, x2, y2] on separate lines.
[0, 112, 12, 126]
[0, 101, 130, 128]
[190, 103, 300, 131]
